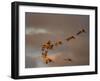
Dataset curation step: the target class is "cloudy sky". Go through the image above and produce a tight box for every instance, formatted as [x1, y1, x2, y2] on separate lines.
[25, 12, 89, 68]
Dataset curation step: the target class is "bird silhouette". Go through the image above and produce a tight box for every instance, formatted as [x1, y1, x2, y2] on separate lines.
[66, 36, 76, 41]
[76, 29, 86, 35]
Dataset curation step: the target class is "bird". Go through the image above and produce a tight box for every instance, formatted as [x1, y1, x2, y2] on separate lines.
[68, 58, 72, 62]
[43, 56, 54, 64]
[64, 58, 72, 62]
[58, 41, 62, 45]
[54, 42, 59, 46]
[41, 47, 45, 51]
[66, 36, 76, 41]
[42, 43, 49, 49]
[47, 40, 51, 45]
[49, 44, 54, 49]
[42, 50, 48, 57]
[42, 40, 54, 50]
[76, 29, 86, 35]
[82, 29, 86, 33]
[41, 50, 54, 64]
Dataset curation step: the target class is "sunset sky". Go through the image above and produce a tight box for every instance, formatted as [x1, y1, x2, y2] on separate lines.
[25, 12, 89, 68]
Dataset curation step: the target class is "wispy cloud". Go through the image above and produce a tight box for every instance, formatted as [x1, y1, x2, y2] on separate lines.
[26, 27, 50, 35]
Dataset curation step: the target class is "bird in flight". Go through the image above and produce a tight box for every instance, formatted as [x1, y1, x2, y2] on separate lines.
[41, 40, 54, 50]
[66, 36, 76, 41]
[76, 29, 86, 35]
[64, 58, 72, 62]
[41, 52, 54, 64]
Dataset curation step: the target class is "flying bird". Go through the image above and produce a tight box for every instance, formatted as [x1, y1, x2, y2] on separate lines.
[42, 43, 50, 49]
[42, 51, 48, 58]
[49, 44, 54, 49]
[42, 40, 55, 50]
[41, 50, 54, 64]
[64, 58, 72, 62]
[54, 42, 59, 46]
[66, 36, 76, 41]
[47, 40, 51, 45]
[68, 58, 72, 62]
[82, 29, 86, 32]
[45, 57, 53, 64]
[58, 41, 62, 45]
[42, 55, 54, 64]
[76, 29, 86, 35]
[54, 40, 62, 47]
[41, 47, 45, 51]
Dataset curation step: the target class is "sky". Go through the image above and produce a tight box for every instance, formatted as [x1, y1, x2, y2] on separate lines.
[25, 12, 89, 68]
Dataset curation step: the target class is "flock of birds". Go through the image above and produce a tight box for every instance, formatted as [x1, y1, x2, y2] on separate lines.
[41, 28, 86, 64]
